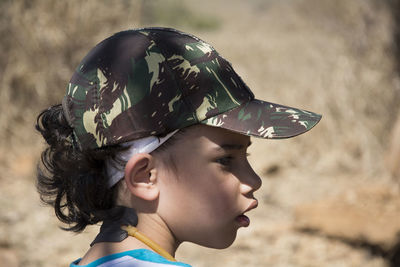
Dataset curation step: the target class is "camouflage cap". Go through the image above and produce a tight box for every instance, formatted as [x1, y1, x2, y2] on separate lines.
[62, 27, 321, 150]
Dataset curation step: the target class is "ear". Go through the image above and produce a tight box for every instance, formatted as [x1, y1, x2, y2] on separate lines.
[124, 153, 159, 201]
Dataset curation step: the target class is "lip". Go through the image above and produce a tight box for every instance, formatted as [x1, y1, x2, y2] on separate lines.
[235, 199, 258, 227]
[244, 199, 258, 214]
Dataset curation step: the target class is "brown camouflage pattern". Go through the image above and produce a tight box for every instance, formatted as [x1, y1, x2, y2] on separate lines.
[62, 27, 321, 150]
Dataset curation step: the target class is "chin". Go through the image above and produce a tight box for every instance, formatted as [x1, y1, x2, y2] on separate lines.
[201, 232, 237, 249]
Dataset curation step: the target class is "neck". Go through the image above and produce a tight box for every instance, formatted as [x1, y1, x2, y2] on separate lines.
[79, 208, 180, 265]
[135, 213, 180, 257]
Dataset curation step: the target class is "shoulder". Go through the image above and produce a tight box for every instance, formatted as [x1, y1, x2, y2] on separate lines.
[70, 249, 191, 267]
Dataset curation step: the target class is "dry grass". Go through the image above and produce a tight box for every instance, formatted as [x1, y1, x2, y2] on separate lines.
[0, 0, 399, 266]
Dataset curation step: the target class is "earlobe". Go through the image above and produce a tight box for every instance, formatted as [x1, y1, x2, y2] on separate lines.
[124, 153, 160, 201]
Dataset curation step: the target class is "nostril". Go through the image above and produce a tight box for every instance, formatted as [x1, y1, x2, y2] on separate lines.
[240, 174, 262, 195]
[238, 165, 262, 193]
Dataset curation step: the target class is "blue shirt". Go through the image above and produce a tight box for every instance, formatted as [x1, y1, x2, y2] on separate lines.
[70, 249, 192, 267]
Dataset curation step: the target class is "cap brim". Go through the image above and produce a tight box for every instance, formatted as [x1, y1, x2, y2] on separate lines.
[201, 99, 321, 139]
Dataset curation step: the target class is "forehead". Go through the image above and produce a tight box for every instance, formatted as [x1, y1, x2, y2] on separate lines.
[178, 125, 250, 150]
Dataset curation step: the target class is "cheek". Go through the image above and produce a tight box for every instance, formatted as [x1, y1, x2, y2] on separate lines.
[179, 167, 239, 218]
[157, 160, 241, 247]
[203, 177, 239, 212]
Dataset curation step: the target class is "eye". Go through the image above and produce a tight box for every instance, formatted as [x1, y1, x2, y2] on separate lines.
[215, 156, 234, 166]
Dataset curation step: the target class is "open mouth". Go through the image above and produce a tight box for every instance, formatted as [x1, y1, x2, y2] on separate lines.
[236, 199, 258, 227]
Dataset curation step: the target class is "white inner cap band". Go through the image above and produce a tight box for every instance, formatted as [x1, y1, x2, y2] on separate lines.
[106, 130, 179, 187]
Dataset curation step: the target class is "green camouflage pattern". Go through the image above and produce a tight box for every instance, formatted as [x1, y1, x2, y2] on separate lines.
[62, 27, 321, 150]
[202, 99, 321, 139]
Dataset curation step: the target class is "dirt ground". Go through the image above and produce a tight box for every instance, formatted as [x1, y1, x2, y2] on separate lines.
[1, 0, 400, 266]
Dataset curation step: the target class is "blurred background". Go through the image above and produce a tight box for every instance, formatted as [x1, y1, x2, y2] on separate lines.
[1, 0, 400, 266]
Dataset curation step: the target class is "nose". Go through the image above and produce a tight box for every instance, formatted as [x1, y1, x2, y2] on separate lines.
[239, 165, 262, 195]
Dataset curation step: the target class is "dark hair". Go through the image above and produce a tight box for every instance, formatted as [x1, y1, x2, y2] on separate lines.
[36, 104, 188, 232]
[36, 104, 126, 232]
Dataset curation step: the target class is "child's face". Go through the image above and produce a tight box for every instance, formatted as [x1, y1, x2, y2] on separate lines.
[155, 125, 262, 249]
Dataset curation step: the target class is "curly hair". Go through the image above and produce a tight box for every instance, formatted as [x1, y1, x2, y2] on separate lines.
[35, 104, 187, 232]
[35, 104, 127, 232]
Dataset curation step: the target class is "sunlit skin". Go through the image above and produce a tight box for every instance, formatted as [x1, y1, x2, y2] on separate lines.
[78, 125, 262, 265]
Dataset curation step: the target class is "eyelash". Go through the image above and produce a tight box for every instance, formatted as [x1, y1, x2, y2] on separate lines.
[216, 153, 250, 166]
[216, 156, 234, 166]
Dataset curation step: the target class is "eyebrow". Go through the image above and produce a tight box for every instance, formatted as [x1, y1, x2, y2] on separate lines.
[215, 141, 252, 151]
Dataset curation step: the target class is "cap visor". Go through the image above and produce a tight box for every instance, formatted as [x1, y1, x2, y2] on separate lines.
[201, 99, 322, 139]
